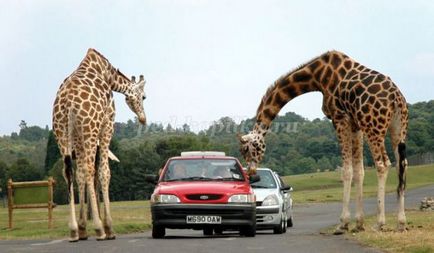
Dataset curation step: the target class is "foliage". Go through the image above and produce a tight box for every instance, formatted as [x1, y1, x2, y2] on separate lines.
[0, 100, 432, 202]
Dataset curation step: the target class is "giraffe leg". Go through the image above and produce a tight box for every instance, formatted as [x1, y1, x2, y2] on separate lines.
[99, 157, 115, 239]
[333, 119, 353, 235]
[390, 114, 407, 231]
[351, 130, 365, 233]
[367, 133, 390, 231]
[77, 172, 88, 240]
[81, 146, 106, 240]
[62, 155, 79, 242]
[98, 102, 116, 240]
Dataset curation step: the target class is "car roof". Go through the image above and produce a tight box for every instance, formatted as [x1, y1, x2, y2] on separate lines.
[169, 151, 237, 160]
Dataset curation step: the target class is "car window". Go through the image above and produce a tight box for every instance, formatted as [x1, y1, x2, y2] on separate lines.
[251, 170, 277, 189]
[162, 159, 245, 181]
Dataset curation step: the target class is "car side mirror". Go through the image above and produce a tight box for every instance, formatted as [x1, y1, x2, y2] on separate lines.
[249, 174, 260, 184]
[281, 185, 293, 192]
[145, 174, 159, 184]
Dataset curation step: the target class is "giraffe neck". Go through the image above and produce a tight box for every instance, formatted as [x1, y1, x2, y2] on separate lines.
[80, 48, 133, 95]
[255, 51, 349, 127]
[108, 68, 133, 95]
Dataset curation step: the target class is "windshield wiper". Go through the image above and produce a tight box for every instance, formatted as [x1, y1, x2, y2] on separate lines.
[251, 185, 270, 188]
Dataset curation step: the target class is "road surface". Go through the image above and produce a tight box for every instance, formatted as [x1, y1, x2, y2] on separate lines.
[1, 185, 432, 253]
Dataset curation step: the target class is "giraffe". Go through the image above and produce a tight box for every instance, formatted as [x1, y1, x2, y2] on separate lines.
[52, 48, 146, 241]
[238, 50, 408, 233]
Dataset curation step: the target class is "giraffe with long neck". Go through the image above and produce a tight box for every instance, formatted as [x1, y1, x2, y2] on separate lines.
[52, 48, 146, 241]
[239, 50, 408, 233]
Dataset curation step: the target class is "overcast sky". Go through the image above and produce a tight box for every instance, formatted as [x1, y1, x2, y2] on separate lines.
[0, 0, 433, 135]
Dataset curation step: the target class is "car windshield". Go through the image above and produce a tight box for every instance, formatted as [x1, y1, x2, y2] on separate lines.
[251, 170, 277, 189]
[162, 159, 245, 182]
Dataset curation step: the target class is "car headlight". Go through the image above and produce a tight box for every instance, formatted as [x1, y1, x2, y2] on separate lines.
[151, 194, 180, 204]
[262, 194, 279, 206]
[228, 194, 255, 203]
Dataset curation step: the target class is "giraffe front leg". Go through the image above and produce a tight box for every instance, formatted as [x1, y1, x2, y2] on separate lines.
[86, 172, 106, 240]
[100, 159, 116, 240]
[333, 120, 353, 235]
[352, 131, 365, 233]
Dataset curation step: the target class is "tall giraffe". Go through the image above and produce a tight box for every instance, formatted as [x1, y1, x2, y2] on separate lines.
[52, 48, 146, 241]
[239, 51, 408, 233]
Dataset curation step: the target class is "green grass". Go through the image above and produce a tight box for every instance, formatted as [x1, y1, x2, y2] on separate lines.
[350, 210, 434, 253]
[0, 200, 151, 240]
[283, 164, 434, 203]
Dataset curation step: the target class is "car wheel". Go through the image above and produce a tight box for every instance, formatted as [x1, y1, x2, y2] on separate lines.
[273, 216, 285, 234]
[203, 227, 213, 236]
[287, 216, 293, 228]
[214, 228, 223, 235]
[283, 214, 287, 233]
[152, 225, 165, 238]
[240, 225, 256, 237]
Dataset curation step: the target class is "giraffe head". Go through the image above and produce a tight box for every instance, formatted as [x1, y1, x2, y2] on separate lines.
[126, 75, 147, 125]
[238, 130, 266, 175]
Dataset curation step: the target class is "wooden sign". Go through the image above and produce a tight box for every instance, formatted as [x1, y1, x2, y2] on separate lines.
[8, 177, 56, 229]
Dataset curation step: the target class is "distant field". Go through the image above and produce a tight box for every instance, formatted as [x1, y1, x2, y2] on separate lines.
[0, 164, 432, 240]
[283, 163, 434, 203]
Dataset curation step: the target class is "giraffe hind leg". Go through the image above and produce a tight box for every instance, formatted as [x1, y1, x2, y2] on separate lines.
[63, 155, 79, 242]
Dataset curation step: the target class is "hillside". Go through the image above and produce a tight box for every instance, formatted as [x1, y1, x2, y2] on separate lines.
[0, 100, 432, 203]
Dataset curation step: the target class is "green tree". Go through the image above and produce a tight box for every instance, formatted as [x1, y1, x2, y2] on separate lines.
[8, 158, 42, 182]
[44, 131, 61, 174]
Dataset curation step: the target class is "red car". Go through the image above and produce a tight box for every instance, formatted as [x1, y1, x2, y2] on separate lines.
[146, 151, 259, 238]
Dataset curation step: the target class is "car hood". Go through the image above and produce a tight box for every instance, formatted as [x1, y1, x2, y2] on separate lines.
[252, 188, 280, 202]
[156, 181, 252, 195]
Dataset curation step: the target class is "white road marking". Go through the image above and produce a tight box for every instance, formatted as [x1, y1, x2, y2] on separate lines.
[31, 239, 64, 246]
[128, 239, 140, 243]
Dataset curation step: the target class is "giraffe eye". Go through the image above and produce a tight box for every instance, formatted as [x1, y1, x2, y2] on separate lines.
[142, 96, 146, 100]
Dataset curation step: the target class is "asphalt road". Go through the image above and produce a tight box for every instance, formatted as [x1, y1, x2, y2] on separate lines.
[1, 185, 433, 253]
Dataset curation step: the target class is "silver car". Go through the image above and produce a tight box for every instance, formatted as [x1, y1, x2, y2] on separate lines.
[251, 168, 293, 234]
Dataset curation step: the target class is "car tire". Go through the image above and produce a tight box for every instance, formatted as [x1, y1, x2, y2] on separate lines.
[287, 216, 293, 228]
[214, 228, 223, 235]
[203, 227, 213, 236]
[240, 225, 256, 237]
[273, 216, 285, 234]
[152, 225, 165, 238]
[283, 214, 287, 233]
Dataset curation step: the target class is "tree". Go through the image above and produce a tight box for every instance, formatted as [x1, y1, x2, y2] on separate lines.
[8, 158, 42, 182]
[44, 131, 61, 174]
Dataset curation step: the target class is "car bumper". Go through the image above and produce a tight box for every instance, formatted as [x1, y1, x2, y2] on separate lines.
[256, 205, 281, 228]
[151, 203, 256, 229]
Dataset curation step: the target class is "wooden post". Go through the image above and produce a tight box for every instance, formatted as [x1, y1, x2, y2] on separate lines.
[48, 177, 54, 229]
[7, 178, 13, 229]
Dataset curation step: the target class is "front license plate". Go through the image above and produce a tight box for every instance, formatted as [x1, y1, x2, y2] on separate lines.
[186, 215, 222, 224]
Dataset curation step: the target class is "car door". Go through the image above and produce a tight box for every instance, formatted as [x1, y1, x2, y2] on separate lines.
[276, 172, 290, 216]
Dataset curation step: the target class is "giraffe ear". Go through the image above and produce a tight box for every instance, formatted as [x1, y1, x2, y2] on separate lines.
[131, 76, 136, 83]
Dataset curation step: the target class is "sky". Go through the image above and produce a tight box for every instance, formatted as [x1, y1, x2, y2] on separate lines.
[0, 0, 433, 135]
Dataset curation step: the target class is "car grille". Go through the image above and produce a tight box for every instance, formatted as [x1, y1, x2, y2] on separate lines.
[186, 194, 223, 201]
[164, 208, 243, 216]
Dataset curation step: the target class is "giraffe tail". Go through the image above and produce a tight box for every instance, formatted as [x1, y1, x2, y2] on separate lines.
[397, 142, 407, 197]
[64, 109, 75, 201]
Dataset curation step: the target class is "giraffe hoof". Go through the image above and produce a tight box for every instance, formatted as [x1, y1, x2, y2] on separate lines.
[351, 226, 365, 233]
[69, 230, 79, 242]
[78, 229, 88, 240]
[106, 234, 116, 240]
[95, 229, 106, 241]
[333, 224, 349, 235]
[397, 223, 407, 232]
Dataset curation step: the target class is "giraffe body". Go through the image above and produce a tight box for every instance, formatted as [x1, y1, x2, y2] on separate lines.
[52, 49, 146, 241]
[239, 51, 408, 232]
